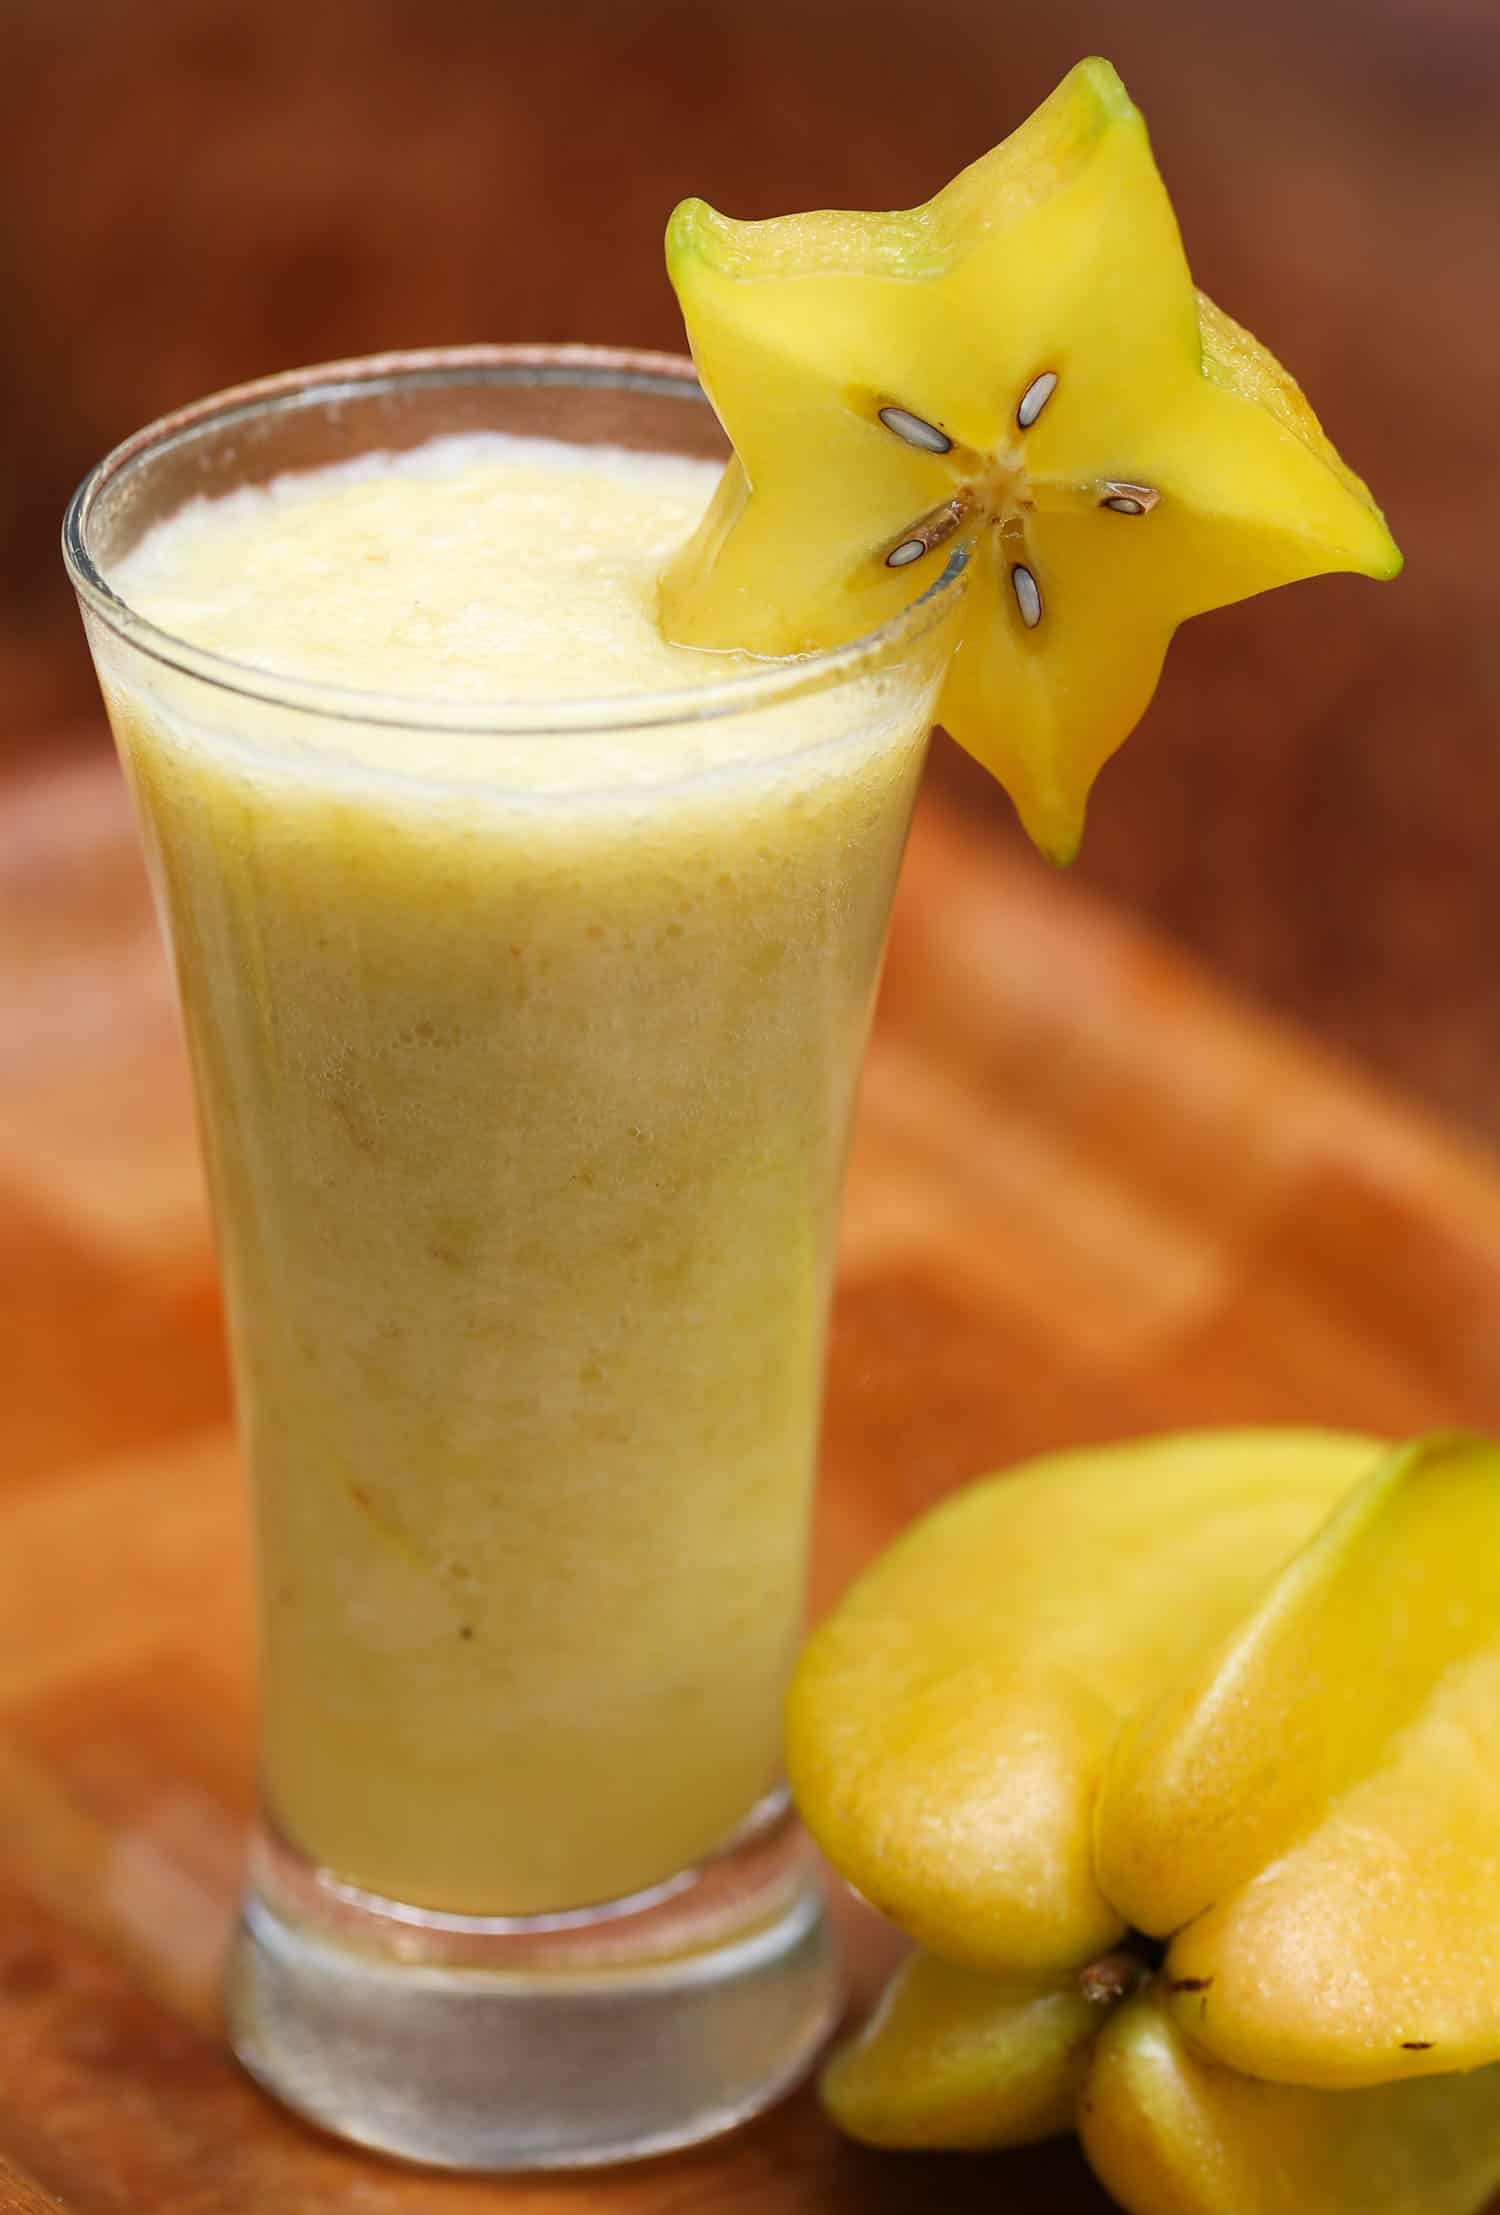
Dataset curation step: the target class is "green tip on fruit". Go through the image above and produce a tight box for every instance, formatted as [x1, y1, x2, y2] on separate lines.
[659, 58, 1401, 861]
[1069, 53, 1139, 113]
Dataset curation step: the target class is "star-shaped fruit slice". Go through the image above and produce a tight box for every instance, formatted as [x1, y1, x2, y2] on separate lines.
[660, 56, 1400, 861]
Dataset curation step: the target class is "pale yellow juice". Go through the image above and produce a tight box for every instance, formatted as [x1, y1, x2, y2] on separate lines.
[99, 435, 933, 1914]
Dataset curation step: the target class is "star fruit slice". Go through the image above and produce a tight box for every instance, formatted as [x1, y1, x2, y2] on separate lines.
[785, 1427, 1382, 1978]
[1082, 1986, 1500, 2215]
[1095, 1432, 1500, 2089]
[660, 56, 1400, 862]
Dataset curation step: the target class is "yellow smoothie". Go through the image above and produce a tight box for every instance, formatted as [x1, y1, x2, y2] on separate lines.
[98, 433, 937, 1914]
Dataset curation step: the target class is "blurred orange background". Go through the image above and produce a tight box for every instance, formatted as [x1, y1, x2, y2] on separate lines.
[4, 0, 1497, 1127]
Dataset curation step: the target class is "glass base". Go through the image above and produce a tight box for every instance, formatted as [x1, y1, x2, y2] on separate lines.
[227, 1792, 839, 2170]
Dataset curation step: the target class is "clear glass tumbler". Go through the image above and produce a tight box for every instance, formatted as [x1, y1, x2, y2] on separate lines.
[63, 347, 965, 2169]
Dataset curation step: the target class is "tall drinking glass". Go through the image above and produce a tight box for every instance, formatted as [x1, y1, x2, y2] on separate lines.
[63, 348, 964, 2169]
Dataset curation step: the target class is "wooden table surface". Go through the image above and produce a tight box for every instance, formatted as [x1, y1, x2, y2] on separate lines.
[5, 742, 1500, 2212]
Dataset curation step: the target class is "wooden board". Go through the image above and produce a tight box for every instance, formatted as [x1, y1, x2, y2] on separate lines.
[5, 745, 1500, 2213]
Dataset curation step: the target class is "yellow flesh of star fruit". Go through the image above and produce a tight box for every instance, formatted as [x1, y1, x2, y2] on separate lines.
[660, 57, 1400, 861]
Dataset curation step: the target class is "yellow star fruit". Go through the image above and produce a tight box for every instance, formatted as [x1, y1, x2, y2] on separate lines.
[790, 1431, 1500, 2214]
[1083, 1988, 1500, 2215]
[660, 57, 1400, 861]
[786, 1428, 1382, 1974]
[1097, 1432, 1500, 2089]
[821, 1948, 1096, 2152]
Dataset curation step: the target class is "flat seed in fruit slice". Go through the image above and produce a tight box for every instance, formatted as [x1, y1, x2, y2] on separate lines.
[1096, 1433, 1500, 2088]
[661, 56, 1400, 863]
[821, 1948, 1096, 2151]
[1081, 1986, 1500, 2215]
[785, 1428, 1382, 1977]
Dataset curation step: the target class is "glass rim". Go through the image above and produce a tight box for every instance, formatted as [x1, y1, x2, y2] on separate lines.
[61, 343, 968, 738]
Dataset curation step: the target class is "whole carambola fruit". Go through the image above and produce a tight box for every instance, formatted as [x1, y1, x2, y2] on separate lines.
[790, 1431, 1500, 2215]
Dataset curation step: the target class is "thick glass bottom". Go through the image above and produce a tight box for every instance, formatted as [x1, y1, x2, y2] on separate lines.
[227, 1791, 839, 2170]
